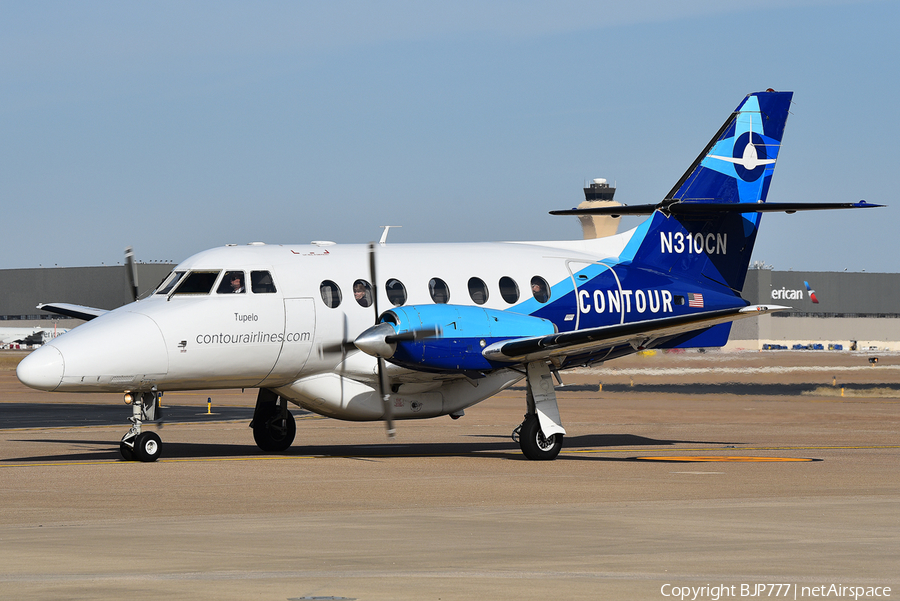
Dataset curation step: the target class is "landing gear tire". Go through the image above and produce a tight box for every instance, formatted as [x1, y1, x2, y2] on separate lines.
[134, 431, 162, 462]
[518, 414, 563, 461]
[253, 408, 296, 452]
[119, 440, 135, 461]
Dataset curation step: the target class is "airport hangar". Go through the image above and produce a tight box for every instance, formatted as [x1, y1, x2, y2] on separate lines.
[1, 261, 898, 352]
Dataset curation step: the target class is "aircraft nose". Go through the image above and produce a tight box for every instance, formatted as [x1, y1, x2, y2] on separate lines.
[17, 344, 64, 391]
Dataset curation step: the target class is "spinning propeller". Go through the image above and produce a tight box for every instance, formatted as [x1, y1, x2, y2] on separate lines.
[355, 243, 443, 437]
[125, 246, 140, 302]
[366, 242, 395, 437]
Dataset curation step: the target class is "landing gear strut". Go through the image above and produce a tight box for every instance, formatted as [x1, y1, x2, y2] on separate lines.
[513, 361, 566, 460]
[120, 390, 163, 462]
[251, 388, 296, 452]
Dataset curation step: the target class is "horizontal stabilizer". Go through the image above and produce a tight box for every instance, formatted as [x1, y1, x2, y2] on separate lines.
[482, 305, 790, 364]
[37, 303, 109, 322]
[550, 200, 883, 218]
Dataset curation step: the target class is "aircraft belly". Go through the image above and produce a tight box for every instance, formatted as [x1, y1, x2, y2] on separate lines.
[274, 368, 524, 422]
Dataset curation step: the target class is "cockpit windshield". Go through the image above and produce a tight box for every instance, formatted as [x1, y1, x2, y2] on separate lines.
[156, 271, 186, 295]
[171, 271, 221, 295]
[155, 269, 274, 296]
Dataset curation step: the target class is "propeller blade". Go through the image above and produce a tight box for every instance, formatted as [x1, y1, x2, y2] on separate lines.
[368, 241, 395, 438]
[384, 324, 443, 343]
[319, 340, 358, 354]
[378, 357, 395, 437]
[368, 242, 379, 322]
[125, 246, 139, 302]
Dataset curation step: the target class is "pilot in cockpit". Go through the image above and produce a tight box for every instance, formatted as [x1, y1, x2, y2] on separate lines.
[218, 271, 245, 294]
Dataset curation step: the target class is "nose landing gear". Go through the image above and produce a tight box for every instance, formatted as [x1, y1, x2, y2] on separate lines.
[120, 390, 163, 462]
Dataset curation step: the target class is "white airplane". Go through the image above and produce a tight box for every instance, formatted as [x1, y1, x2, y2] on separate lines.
[16, 90, 880, 462]
[0, 326, 70, 347]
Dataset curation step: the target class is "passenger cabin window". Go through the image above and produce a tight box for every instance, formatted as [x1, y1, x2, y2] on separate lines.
[320, 280, 342, 308]
[385, 278, 407, 306]
[250, 271, 277, 294]
[156, 271, 185, 295]
[499, 276, 519, 304]
[217, 271, 246, 294]
[468, 277, 488, 305]
[531, 276, 550, 303]
[429, 278, 450, 304]
[172, 271, 220, 295]
[353, 279, 373, 307]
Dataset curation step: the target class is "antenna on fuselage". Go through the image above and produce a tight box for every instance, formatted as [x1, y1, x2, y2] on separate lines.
[379, 225, 401, 246]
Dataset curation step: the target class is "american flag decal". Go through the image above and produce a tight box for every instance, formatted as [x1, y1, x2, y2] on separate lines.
[687, 293, 704, 308]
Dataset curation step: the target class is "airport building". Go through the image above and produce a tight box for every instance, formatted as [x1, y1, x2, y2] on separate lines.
[728, 267, 900, 351]
[1, 263, 898, 351]
[0, 264, 175, 325]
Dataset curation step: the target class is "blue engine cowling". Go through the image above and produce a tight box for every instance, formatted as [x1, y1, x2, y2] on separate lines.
[380, 305, 555, 373]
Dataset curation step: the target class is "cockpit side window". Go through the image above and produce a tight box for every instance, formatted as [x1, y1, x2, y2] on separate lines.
[156, 271, 185, 295]
[250, 271, 277, 293]
[217, 271, 246, 294]
[172, 271, 220, 295]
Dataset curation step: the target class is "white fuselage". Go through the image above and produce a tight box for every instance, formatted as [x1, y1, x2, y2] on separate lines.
[16, 233, 636, 421]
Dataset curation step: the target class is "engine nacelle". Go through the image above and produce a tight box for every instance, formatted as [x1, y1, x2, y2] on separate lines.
[378, 304, 555, 373]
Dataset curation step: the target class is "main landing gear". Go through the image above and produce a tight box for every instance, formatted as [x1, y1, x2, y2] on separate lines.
[120, 390, 163, 462]
[251, 388, 296, 452]
[512, 361, 566, 461]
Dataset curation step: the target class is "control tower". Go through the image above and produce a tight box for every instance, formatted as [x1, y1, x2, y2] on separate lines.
[576, 178, 621, 239]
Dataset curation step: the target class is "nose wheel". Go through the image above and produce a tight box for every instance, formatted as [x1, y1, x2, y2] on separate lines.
[120, 391, 163, 462]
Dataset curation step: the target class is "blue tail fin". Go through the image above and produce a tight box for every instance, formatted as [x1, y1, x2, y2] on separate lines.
[628, 90, 793, 292]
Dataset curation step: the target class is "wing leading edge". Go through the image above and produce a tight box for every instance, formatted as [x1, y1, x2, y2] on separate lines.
[482, 305, 789, 364]
[37, 303, 109, 322]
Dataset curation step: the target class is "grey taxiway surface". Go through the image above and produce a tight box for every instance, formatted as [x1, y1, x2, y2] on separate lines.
[0, 351, 898, 600]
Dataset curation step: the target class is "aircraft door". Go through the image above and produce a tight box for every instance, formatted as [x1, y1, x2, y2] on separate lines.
[566, 260, 624, 330]
[259, 298, 316, 386]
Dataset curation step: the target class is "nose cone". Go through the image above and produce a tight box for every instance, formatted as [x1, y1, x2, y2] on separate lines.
[16, 309, 169, 392]
[17, 344, 65, 391]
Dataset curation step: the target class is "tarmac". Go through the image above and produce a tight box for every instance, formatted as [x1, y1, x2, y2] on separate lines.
[0, 349, 898, 600]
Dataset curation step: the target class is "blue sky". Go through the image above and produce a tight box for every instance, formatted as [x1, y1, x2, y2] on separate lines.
[1, 0, 896, 272]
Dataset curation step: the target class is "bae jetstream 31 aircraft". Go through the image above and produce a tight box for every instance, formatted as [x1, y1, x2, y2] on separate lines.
[16, 90, 881, 462]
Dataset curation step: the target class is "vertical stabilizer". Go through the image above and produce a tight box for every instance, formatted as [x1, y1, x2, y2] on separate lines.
[627, 91, 793, 292]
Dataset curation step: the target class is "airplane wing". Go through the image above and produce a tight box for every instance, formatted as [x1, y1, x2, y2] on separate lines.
[37, 303, 109, 322]
[482, 304, 789, 364]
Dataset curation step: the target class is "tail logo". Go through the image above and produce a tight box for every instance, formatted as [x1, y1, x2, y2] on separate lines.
[700, 95, 782, 195]
[708, 131, 775, 182]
